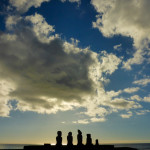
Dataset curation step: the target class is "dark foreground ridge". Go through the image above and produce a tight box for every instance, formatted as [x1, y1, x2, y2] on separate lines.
[23, 130, 138, 150]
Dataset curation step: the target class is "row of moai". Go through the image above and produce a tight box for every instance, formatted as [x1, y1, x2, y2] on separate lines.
[56, 130, 99, 146]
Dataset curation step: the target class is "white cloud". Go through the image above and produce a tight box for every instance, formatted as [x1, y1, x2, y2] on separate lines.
[91, 0, 150, 70]
[25, 13, 58, 43]
[98, 51, 122, 75]
[0, 10, 145, 121]
[60, 0, 80, 4]
[143, 97, 150, 103]
[9, 0, 80, 14]
[109, 98, 141, 110]
[0, 13, 123, 118]
[123, 87, 140, 94]
[113, 44, 122, 51]
[91, 117, 106, 122]
[0, 79, 16, 117]
[106, 90, 122, 98]
[130, 95, 150, 103]
[73, 119, 89, 124]
[136, 110, 150, 115]
[6, 15, 22, 30]
[133, 78, 150, 86]
[131, 95, 141, 101]
[122, 49, 145, 70]
[9, 0, 50, 13]
[120, 111, 132, 118]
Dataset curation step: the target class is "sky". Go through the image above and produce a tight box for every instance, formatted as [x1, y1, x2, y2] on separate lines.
[0, 0, 150, 145]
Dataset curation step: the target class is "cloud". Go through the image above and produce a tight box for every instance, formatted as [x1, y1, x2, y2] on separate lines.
[90, 117, 106, 123]
[143, 97, 150, 103]
[5, 15, 22, 30]
[106, 90, 122, 97]
[123, 87, 140, 94]
[0, 80, 16, 117]
[133, 78, 150, 86]
[120, 111, 132, 118]
[9, 0, 80, 14]
[73, 119, 89, 124]
[0, 10, 144, 122]
[113, 44, 122, 51]
[0, 14, 95, 115]
[136, 110, 150, 115]
[91, 0, 150, 70]
[130, 95, 150, 103]
[130, 95, 141, 101]
[60, 0, 80, 5]
[98, 51, 122, 75]
[122, 49, 145, 70]
[9, 0, 50, 13]
[25, 13, 58, 43]
[108, 98, 141, 110]
[0, 13, 124, 119]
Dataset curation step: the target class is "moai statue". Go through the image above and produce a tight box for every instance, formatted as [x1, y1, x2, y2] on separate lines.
[56, 131, 62, 146]
[77, 130, 83, 146]
[95, 139, 99, 146]
[86, 134, 92, 146]
[67, 132, 73, 146]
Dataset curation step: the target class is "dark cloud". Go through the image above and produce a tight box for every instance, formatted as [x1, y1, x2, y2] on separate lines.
[0, 23, 96, 113]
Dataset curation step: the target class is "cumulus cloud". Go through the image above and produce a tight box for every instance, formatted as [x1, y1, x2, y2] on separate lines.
[91, 0, 150, 70]
[0, 9, 144, 122]
[0, 14, 96, 115]
[133, 78, 150, 86]
[0, 13, 125, 119]
[25, 13, 58, 43]
[98, 51, 122, 75]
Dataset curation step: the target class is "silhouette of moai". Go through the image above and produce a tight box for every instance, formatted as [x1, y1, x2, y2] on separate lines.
[56, 131, 62, 146]
[95, 139, 99, 146]
[86, 134, 92, 146]
[77, 130, 83, 146]
[67, 132, 73, 146]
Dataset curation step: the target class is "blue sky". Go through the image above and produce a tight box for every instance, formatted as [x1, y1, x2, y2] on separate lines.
[0, 0, 150, 144]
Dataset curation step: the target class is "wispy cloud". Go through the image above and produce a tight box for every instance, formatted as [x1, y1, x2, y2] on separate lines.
[120, 111, 132, 118]
[133, 78, 150, 86]
[123, 87, 140, 94]
[136, 110, 150, 115]
[73, 119, 89, 124]
[113, 44, 122, 51]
